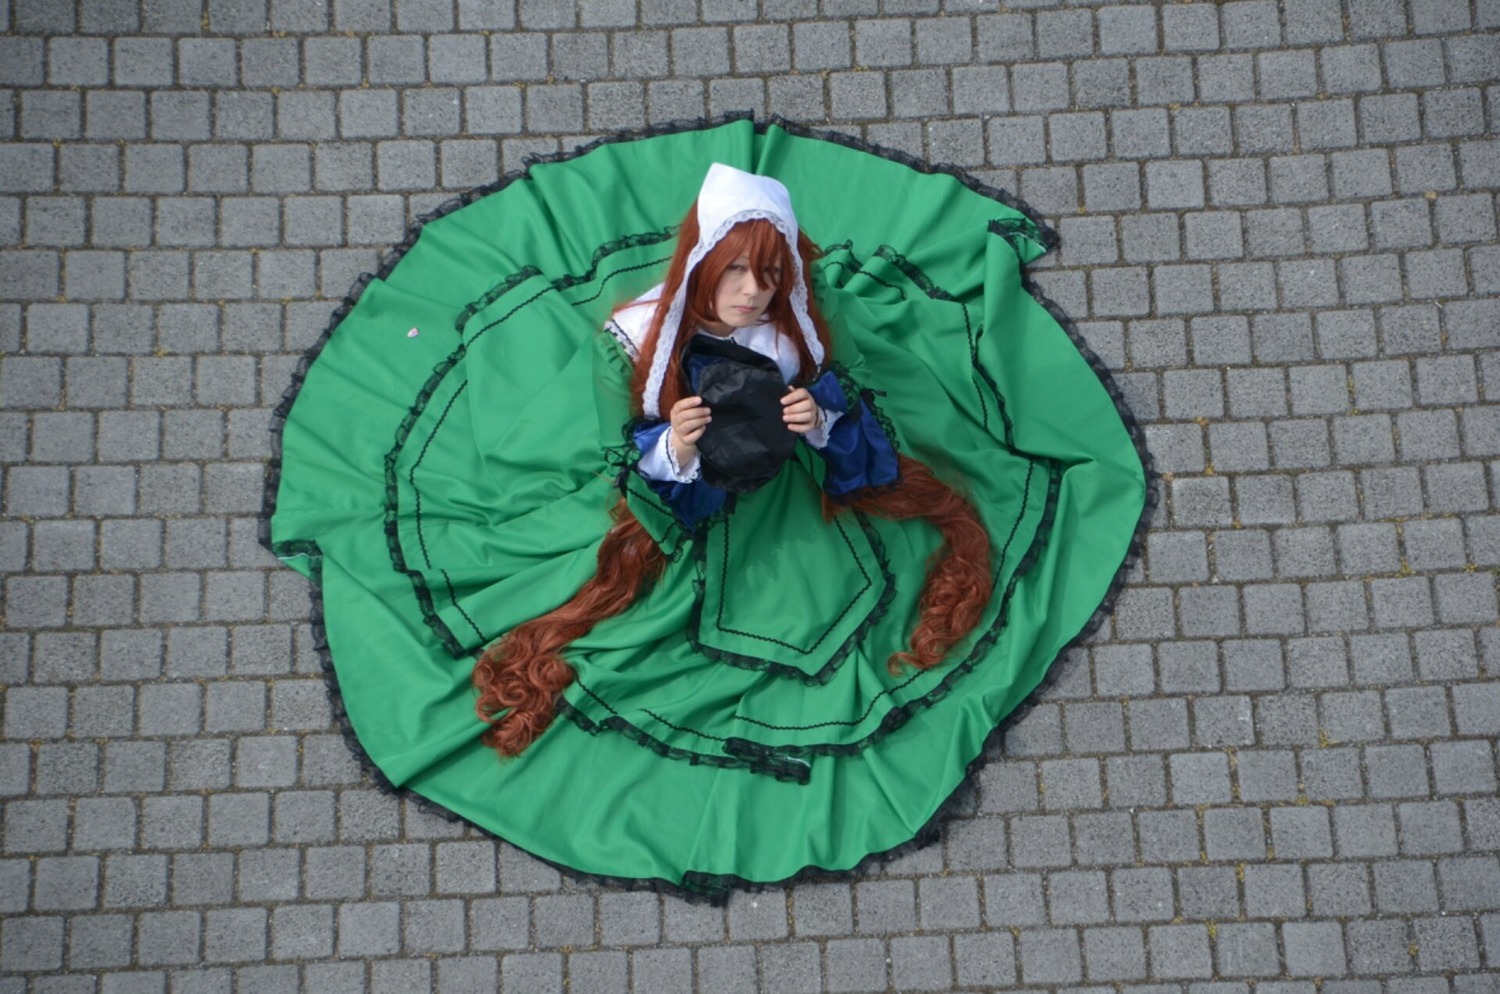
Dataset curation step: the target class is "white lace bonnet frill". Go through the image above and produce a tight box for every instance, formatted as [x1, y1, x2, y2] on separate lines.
[640, 162, 826, 419]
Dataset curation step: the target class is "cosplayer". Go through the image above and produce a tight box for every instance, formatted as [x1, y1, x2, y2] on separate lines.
[472, 164, 992, 756]
[264, 120, 1146, 894]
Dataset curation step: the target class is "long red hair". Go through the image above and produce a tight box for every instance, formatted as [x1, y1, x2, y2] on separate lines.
[474, 207, 993, 757]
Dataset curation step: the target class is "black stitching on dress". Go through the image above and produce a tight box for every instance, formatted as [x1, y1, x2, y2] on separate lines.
[261, 113, 1150, 905]
[568, 256, 671, 306]
[709, 509, 873, 656]
[410, 379, 469, 571]
[732, 457, 1040, 735]
[587, 456, 1044, 748]
[439, 568, 486, 644]
[381, 232, 686, 659]
[819, 241, 908, 300]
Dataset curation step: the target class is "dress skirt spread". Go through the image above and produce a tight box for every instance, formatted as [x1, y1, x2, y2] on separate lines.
[265, 119, 1150, 895]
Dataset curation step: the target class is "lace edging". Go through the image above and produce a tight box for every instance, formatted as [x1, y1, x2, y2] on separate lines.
[258, 111, 1151, 906]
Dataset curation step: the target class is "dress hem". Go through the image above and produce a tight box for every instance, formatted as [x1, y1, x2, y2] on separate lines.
[259, 112, 1156, 904]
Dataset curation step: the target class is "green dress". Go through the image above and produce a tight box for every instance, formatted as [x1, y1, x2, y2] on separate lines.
[266, 119, 1149, 896]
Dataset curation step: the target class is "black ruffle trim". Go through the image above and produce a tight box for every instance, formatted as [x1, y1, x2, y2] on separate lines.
[564, 455, 1052, 765]
[258, 111, 1153, 906]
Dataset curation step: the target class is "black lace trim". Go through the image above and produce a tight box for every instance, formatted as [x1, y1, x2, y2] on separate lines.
[566, 454, 1049, 760]
[259, 111, 1150, 906]
[388, 233, 684, 659]
[560, 696, 812, 786]
[830, 362, 905, 472]
[736, 459, 1059, 753]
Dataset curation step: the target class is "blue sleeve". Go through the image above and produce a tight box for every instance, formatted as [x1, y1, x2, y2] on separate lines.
[806, 370, 900, 500]
[627, 420, 727, 529]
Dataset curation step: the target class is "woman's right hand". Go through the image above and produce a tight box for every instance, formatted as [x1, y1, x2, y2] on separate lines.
[668, 395, 711, 465]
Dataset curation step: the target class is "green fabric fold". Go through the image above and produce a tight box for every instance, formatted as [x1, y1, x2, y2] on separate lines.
[268, 120, 1146, 890]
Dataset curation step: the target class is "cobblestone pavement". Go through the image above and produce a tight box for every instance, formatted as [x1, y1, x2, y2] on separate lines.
[2, 0, 1498, 991]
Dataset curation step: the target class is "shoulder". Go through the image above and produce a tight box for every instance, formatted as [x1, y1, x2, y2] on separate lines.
[604, 284, 664, 362]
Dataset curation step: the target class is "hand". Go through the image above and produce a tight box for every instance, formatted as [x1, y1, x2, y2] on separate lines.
[668, 395, 711, 465]
[781, 387, 823, 434]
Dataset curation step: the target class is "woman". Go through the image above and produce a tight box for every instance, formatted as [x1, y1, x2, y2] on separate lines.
[473, 163, 993, 758]
[266, 121, 1146, 894]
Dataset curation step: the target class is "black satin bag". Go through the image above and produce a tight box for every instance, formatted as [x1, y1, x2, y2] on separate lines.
[685, 335, 798, 493]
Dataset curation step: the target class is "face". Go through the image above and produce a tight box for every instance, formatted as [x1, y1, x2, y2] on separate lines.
[708, 254, 780, 333]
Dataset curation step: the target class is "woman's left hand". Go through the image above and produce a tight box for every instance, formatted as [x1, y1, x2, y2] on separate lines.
[781, 387, 823, 434]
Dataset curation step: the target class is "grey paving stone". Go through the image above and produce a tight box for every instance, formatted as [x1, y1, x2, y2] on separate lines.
[1079, 162, 1139, 212]
[1436, 855, 1500, 912]
[561, 951, 626, 994]
[1235, 750, 1297, 802]
[1382, 685, 1450, 741]
[1453, 681, 1500, 736]
[1270, 806, 1335, 859]
[1147, 924, 1213, 980]
[1398, 800, 1466, 855]
[825, 938, 887, 993]
[1425, 89, 1487, 139]
[1345, 918, 1412, 975]
[1171, 867, 1238, 925]
[727, 889, 788, 940]
[1254, 693, 1319, 746]
[982, 872, 1043, 928]
[169, 851, 234, 908]
[32, 855, 99, 912]
[68, 912, 134, 970]
[1236, 105, 1296, 155]
[1157, 641, 1218, 692]
[1413, 916, 1481, 972]
[1366, 743, 1431, 798]
[368, 843, 432, 899]
[951, 932, 1013, 988]
[631, 947, 692, 994]
[1204, 806, 1268, 860]
[1431, 740, 1498, 795]
[1181, 211, 1243, 262]
[1012, 63, 1069, 114]
[1046, 870, 1108, 925]
[1241, 863, 1306, 920]
[103, 853, 167, 908]
[338, 901, 401, 957]
[0, 915, 64, 972]
[1303, 749, 1364, 803]
[1282, 920, 1346, 977]
[1018, 928, 1082, 985]
[1209, 528, 1271, 583]
[1415, 628, 1481, 681]
[1112, 108, 1170, 159]
[1113, 865, 1176, 921]
[1394, 148, 1459, 200]
[1040, 758, 1103, 810]
[1011, 814, 1072, 868]
[1067, 811, 1134, 868]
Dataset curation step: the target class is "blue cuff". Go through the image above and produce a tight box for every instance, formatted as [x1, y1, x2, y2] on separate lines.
[807, 369, 851, 417]
[630, 421, 727, 528]
[805, 372, 899, 499]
